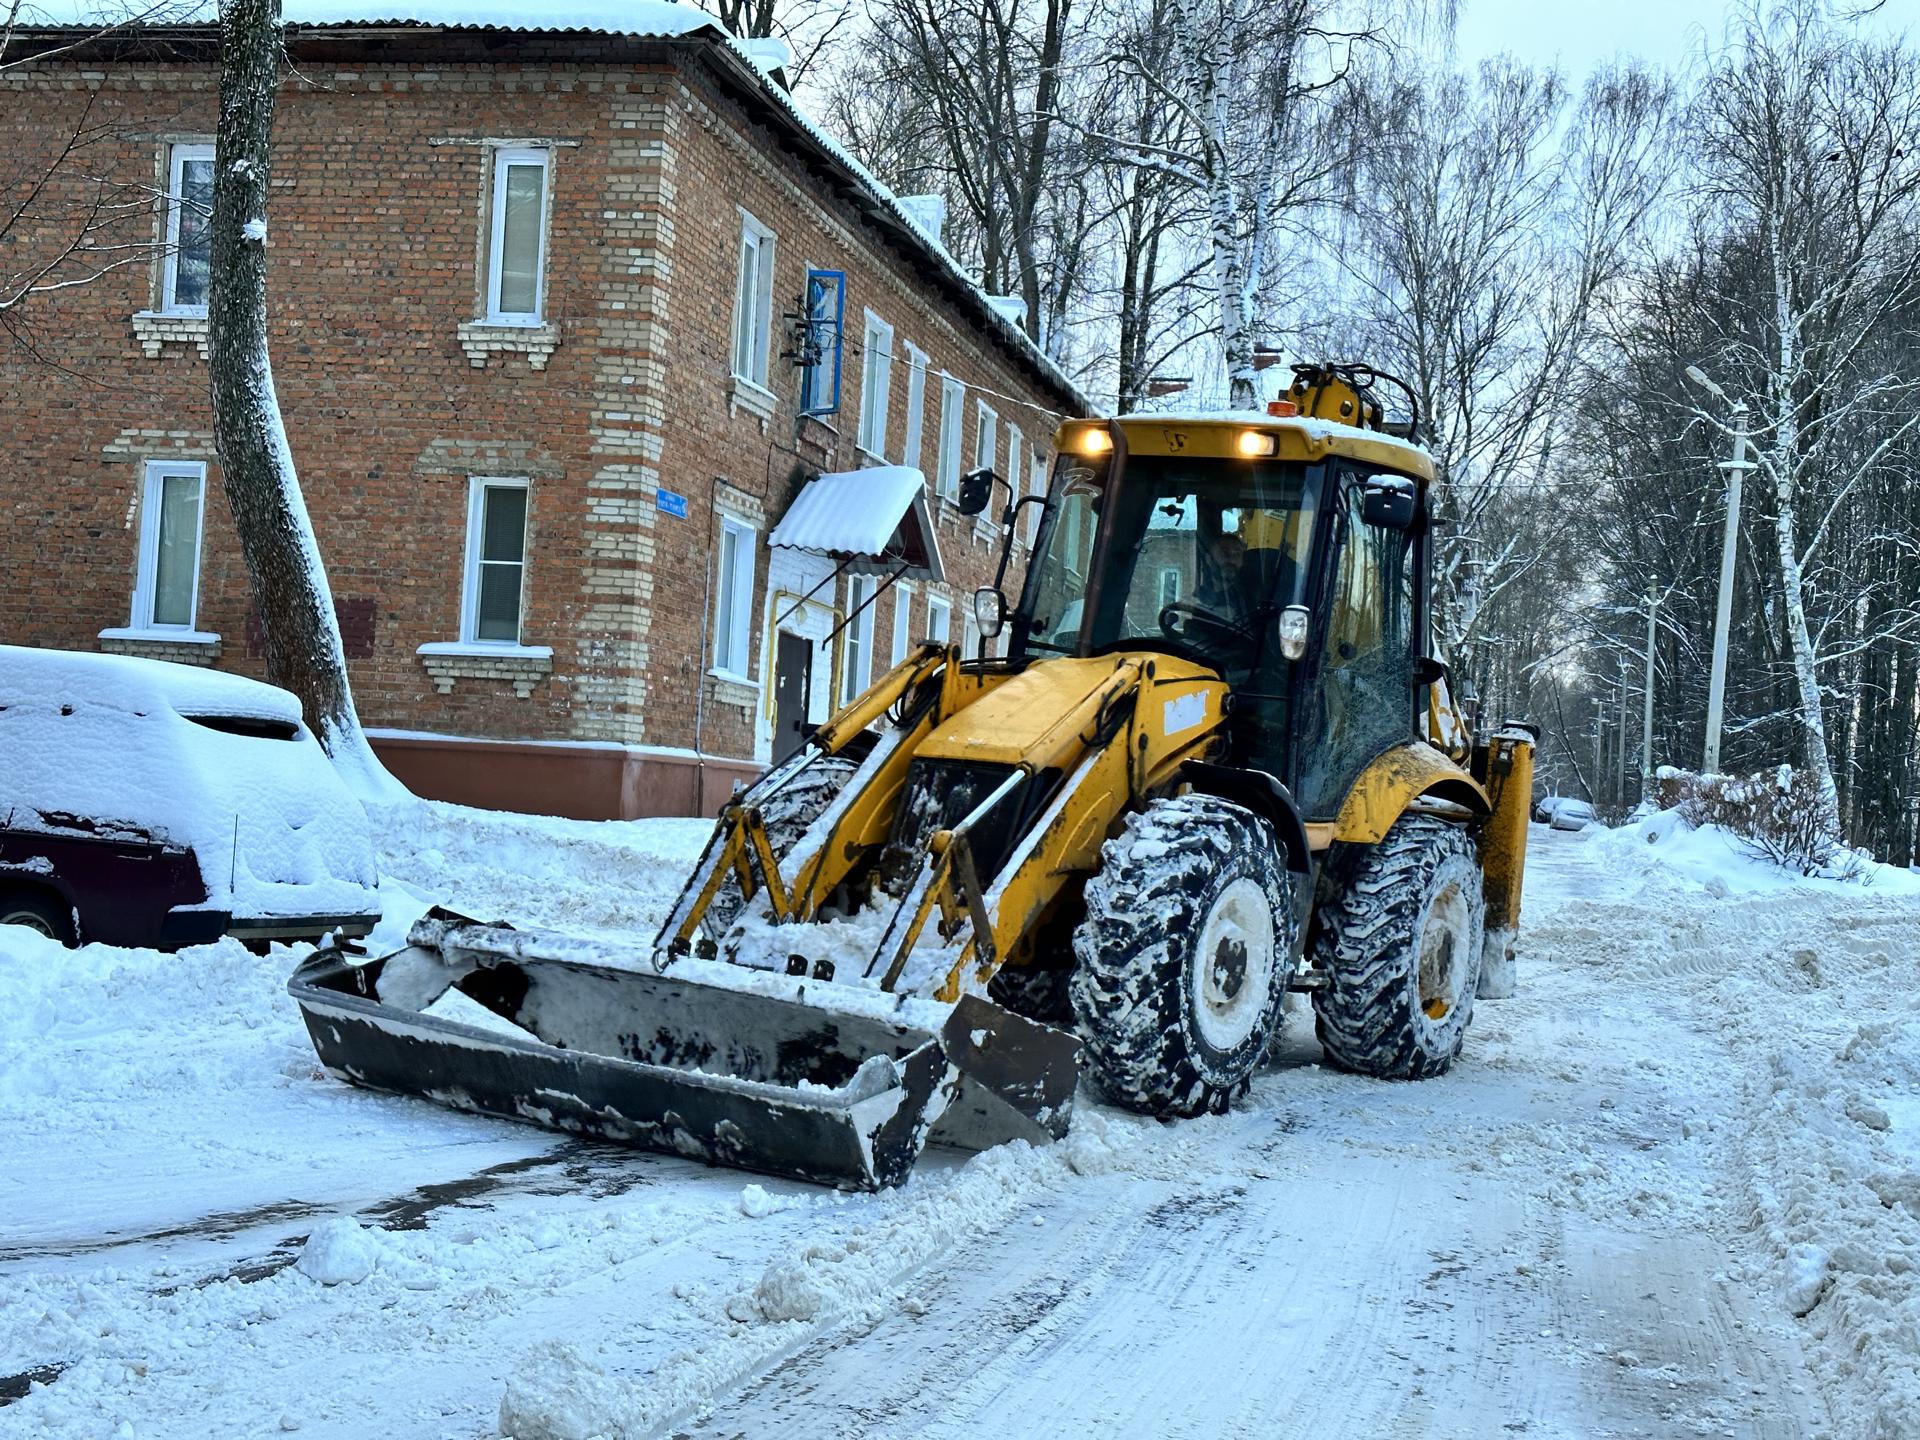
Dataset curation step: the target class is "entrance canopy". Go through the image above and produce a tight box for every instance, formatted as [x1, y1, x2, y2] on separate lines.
[768, 465, 944, 583]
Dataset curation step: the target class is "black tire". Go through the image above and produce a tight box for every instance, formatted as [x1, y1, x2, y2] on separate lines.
[987, 963, 1074, 1025]
[1311, 815, 1486, 1080]
[706, 757, 860, 935]
[1070, 794, 1296, 1117]
[0, 888, 77, 946]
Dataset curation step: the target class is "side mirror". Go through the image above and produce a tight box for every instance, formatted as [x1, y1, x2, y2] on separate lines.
[973, 587, 1007, 639]
[1361, 476, 1419, 530]
[957, 466, 996, 517]
[1277, 605, 1311, 660]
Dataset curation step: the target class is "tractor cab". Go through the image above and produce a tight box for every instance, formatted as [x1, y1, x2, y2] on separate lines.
[1004, 365, 1438, 821]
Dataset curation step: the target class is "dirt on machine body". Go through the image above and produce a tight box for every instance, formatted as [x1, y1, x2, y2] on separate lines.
[290, 363, 1537, 1190]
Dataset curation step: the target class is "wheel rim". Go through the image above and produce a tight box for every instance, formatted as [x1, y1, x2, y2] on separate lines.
[0, 909, 56, 938]
[1191, 877, 1276, 1052]
[1418, 881, 1471, 1021]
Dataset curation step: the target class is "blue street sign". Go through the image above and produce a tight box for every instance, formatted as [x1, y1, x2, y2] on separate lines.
[655, 488, 689, 519]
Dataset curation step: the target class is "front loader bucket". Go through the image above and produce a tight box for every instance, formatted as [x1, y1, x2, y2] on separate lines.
[287, 912, 1079, 1191]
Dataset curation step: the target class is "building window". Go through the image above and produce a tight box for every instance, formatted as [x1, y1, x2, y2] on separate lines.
[891, 580, 915, 665]
[1159, 566, 1182, 607]
[132, 459, 206, 630]
[935, 376, 965, 499]
[713, 514, 758, 677]
[798, 268, 845, 416]
[901, 344, 929, 472]
[161, 143, 214, 315]
[1027, 449, 1049, 544]
[842, 573, 875, 704]
[731, 211, 776, 389]
[485, 148, 550, 324]
[857, 311, 893, 459]
[963, 615, 980, 661]
[926, 593, 952, 645]
[462, 478, 529, 644]
[974, 400, 998, 475]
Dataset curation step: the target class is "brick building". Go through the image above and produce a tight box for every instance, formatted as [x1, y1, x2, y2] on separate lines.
[0, 5, 1086, 817]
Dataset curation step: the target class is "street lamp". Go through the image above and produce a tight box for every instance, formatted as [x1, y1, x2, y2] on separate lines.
[1683, 366, 1755, 775]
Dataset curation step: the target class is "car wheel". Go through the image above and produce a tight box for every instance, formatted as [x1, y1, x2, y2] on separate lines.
[0, 889, 77, 946]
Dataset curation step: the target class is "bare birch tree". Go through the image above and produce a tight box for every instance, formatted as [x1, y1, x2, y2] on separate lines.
[1693, 0, 1920, 823]
[1319, 58, 1670, 657]
[1089, 0, 1366, 408]
[208, 0, 396, 796]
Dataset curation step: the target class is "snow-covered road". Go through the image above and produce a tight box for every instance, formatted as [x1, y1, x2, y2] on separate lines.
[2, 806, 1915, 1439]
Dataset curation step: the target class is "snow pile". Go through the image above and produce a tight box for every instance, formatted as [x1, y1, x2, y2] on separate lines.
[1584, 804, 1920, 897]
[369, 795, 711, 940]
[0, 644, 378, 920]
[296, 1217, 381, 1284]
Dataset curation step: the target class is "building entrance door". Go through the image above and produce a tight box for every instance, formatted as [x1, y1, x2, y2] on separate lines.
[772, 630, 813, 764]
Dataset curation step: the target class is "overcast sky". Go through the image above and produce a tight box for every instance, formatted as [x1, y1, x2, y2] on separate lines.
[1451, 0, 1910, 76]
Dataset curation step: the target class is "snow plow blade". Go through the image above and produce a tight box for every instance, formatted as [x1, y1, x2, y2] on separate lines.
[287, 910, 1079, 1191]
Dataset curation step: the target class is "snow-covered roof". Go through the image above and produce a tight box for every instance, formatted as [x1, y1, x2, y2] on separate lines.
[768, 465, 944, 582]
[16, 1, 1089, 421]
[15, 2, 726, 34]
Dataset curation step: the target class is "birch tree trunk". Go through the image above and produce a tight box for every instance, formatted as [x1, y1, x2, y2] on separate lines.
[207, 0, 399, 798]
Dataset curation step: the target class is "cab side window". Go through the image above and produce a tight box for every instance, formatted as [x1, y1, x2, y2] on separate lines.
[1297, 471, 1416, 818]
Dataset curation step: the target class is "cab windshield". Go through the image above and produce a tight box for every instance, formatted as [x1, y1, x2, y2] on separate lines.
[1018, 450, 1320, 674]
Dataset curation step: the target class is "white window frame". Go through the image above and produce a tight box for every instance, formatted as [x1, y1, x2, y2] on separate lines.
[891, 580, 916, 665]
[841, 573, 876, 704]
[1159, 566, 1182, 608]
[935, 375, 965, 499]
[161, 142, 214, 316]
[460, 477, 531, 645]
[132, 459, 206, 631]
[974, 400, 998, 476]
[1027, 450, 1049, 545]
[730, 210, 777, 389]
[963, 615, 980, 662]
[484, 147, 552, 326]
[926, 593, 952, 645]
[857, 311, 894, 459]
[902, 344, 929, 472]
[712, 514, 759, 680]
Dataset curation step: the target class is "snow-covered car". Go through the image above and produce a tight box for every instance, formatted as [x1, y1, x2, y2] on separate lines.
[0, 645, 379, 949]
[1549, 798, 1598, 832]
[1533, 795, 1569, 823]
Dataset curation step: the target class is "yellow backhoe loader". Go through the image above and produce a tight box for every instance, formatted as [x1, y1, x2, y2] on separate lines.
[291, 363, 1535, 1190]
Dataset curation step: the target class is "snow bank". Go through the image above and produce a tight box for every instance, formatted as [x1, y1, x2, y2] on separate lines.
[1526, 820, 1920, 1438]
[1582, 806, 1920, 897]
[368, 795, 711, 941]
[0, 645, 378, 920]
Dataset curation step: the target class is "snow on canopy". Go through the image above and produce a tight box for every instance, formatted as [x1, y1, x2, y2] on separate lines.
[0, 645, 378, 920]
[768, 465, 945, 581]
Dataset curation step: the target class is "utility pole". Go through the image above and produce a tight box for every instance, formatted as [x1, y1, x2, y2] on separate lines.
[1617, 653, 1631, 813]
[1592, 698, 1605, 805]
[1687, 367, 1756, 776]
[1642, 587, 1659, 807]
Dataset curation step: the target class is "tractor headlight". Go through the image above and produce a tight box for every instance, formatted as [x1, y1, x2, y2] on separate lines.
[1235, 429, 1278, 457]
[1278, 605, 1311, 660]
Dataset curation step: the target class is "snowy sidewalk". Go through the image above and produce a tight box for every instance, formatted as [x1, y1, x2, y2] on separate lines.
[0, 810, 1914, 1438]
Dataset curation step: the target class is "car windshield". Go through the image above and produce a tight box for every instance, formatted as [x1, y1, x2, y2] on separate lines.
[1020, 450, 1319, 673]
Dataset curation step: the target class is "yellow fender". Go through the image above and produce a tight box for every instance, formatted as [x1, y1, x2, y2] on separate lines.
[1332, 741, 1490, 845]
